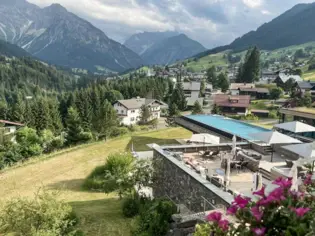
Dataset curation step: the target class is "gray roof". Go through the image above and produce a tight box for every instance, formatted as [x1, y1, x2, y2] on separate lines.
[115, 98, 163, 109]
[183, 82, 201, 91]
[296, 81, 315, 89]
[278, 73, 302, 83]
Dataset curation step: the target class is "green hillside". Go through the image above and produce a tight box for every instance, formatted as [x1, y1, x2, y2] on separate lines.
[177, 41, 315, 77]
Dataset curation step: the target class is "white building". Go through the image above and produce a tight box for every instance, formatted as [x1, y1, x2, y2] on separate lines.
[113, 98, 164, 126]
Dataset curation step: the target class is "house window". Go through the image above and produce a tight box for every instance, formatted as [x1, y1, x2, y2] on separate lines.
[121, 110, 124, 114]
[131, 117, 135, 121]
[131, 110, 135, 113]
[116, 110, 119, 113]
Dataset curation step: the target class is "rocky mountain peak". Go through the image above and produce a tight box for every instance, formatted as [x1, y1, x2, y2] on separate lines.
[0, 1, 143, 72]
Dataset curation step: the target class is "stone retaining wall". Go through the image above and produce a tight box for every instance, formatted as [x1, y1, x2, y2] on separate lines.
[152, 146, 233, 213]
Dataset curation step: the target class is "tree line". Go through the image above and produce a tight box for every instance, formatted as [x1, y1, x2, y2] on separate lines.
[0, 75, 170, 168]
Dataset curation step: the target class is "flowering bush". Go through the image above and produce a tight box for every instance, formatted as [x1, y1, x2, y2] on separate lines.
[195, 177, 315, 235]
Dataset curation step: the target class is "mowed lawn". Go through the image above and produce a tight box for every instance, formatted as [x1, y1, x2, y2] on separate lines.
[0, 127, 191, 236]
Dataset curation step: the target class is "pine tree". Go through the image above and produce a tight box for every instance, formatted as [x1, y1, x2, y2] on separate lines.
[96, 100, 118, 140]
[192, 101, 204, 115]
[65, 107, 83, 145]
[171, 82, 187, 111]
[32, 97, 52, 132]
[75, 90, 92, 131]
[166, 103, 180, 127]
[237, 47, 261, 83]
[217, 73, 230, 92]
[48, 99, 63, 134]
[206, 66, 218, 88]
[11, 93, 25, 122]
[236, 63, 244, 83]
[0, 100, 8, 120]
[139, 105, 152, 125]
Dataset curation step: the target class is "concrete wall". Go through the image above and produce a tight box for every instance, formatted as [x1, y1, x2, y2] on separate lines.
[152, 147, 234, 212]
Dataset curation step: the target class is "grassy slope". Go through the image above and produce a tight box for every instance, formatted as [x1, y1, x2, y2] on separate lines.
[175, 41, 315, 75]
[184, 52, 228, 71]
[0, 128, 191, 236]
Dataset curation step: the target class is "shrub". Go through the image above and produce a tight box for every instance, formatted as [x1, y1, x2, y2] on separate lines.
[131, 199, 177, 236]
[241, 114, 259, 121]
[0, 190, 81, 236]
[122, 197, 140, 218]
[78, 131, 93, 142]
[268, 110, 279, 119]
[140, 126, 150, 131]
[128, 125, 141, 132]
[111, 127, 129, 137]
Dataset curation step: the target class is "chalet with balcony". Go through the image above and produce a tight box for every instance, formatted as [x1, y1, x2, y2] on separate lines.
[113, 98, 164, 126]
[214, 95, 250, 115]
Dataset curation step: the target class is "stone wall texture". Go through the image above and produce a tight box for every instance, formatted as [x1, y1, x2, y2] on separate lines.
[152, 147, 233, 213]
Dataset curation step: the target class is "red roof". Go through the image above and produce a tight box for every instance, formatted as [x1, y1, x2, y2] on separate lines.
[0, 120, 24, 126]
[214, 95, 250, 108]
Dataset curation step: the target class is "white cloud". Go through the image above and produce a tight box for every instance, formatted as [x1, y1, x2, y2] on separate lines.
[243, 0, 263, 8]
[26, 0, 314, 48]
[261, 9, 271, 15]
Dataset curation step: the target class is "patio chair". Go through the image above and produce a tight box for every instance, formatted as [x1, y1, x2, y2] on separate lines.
[285, 160, 294, 168]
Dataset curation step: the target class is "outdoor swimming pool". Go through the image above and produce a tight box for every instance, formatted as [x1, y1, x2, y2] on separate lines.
[185, 115, 270, 140]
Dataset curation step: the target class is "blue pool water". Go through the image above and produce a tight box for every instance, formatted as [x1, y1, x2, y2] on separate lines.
[186, 115, 270, 140]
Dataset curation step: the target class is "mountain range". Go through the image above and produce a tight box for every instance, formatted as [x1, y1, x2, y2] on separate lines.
[124, 32, 206, 65]
[197, 2, 315, 58]
[0, 0, 143, 72]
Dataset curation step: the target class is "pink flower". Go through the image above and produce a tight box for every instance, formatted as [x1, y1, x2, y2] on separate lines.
[257, 195, 278, 206]
[251, 206, 263, 221]
[269, 187, 286, 201]
[218, 219, 229, 231]
[290, 190, 304, 199]
[291, 207, 310, 217]
[207, 211, 222, 222]
[272, 177, 292, 189]
[252, 227, 266, 236]
[253, 186, 266, 197]
[232, 195, 250, 209]
[304, 174, 312, 185]
[227, 205, 238, 215]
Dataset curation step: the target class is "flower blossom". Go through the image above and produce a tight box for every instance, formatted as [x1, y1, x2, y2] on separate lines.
[251, 206, 263, 221]
[303, 174, 312, 185]
[232, 195, 250, 209]
[218, 219, 229, 231]
[291, 207, 310, 217]
[252, 227, 266, 236]
[272, 177, 292, 189]
[207, 211, 222, 222]
[227, 205, 238, 215]
[253, 186, 266, 197]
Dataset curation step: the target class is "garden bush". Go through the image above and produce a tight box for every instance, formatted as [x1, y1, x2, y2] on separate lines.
[241, 114, 259, 121]
[122, 197, 140, 218]
[268, 110, 279, 119]
[0, 190, 82, 236]
[131, 199, 177, 236]
[128, 125, 141, 132]
[111, 127, 129, 137]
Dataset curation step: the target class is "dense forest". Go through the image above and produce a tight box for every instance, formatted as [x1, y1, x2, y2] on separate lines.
[0, 55, 171, 168]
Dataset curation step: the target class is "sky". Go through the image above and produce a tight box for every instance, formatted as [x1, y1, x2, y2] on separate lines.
[27, 0, 315, 49]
